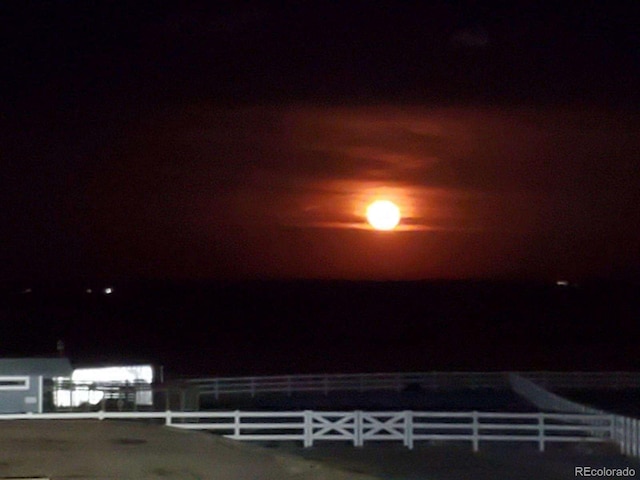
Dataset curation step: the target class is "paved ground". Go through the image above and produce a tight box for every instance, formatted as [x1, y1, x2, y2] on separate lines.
[0, 420, 376, 480]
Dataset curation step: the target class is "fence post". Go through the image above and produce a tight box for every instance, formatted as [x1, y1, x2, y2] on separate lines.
[472, 411, 479, 452]
[250, 379, 256, 398]
[626, 417, 631, 456]
[538, 412, 545, 452]
[632, 419, 636, 457]
[165, 410, 172, 426]
[637, 419, 640, 458]
[404, 410, 414, 450]
[619, 416, 624, 455]
[234, 410, 241, 438]
[354, 411, 363, 447]
[214, 380, 219, 401]
[614, 416, 622, 454]
[610, 415, 616, 444]
[304, 410, 313, 447]
[631, 419, 635, 457]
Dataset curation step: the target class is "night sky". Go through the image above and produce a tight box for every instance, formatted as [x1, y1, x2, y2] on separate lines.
[1, 2, 640, 374]
[2, 1, 640, 283]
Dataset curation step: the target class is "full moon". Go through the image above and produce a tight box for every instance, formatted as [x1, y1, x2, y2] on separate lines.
[366, 200, 401, 231]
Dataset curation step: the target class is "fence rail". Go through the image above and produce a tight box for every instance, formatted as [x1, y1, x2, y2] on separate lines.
[510, 372, 640, 460]
[509, 373, 606, 415]
[182, 371, 640, 400]
[613, 416, 640, 457]
[0, 410, 612, 451]
[186, 372, 509, 399]
[521, 372, 640, 390]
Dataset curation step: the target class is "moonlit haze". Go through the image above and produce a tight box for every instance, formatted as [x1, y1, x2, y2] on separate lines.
[0, 0, 639, 381]
[1, 3, 638, 283]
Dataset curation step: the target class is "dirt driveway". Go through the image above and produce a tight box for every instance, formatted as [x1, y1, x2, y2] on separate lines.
[2, 419, 639, 480]
[0, 420, 377, 480]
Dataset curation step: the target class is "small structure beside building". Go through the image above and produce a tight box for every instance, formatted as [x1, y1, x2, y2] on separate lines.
[0, 357, 73, 413]
[54, 363, 157, 410]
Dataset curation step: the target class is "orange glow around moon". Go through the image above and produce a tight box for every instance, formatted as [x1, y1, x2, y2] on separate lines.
[366, 200, 401, 231]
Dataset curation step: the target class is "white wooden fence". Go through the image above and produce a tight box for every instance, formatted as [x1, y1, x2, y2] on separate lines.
[183, 371, 640, 399]
[0, 410, 612, 451]
[613, 416, 640, 457]
[509, 373, 606, 415]
[510, 373, 640, 460]
[522, 372, 640, 390]
[186, 372, 507, 399]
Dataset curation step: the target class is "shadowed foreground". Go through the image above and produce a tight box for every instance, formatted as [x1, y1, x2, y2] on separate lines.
[0, 420, 376, 480]
[3, 419, 640, 480]
[280, 441, 640, 480]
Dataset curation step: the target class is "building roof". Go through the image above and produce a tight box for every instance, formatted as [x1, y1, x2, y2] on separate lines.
[0, 357, 72, 377]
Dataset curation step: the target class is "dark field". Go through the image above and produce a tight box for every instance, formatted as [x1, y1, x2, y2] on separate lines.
[202, 388, 538, 412]
[1, 279, 639, 377]
[277, 441, 640, 480]
[560, 389, 640, 417]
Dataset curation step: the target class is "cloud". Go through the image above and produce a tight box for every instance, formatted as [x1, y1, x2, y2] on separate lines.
[82, 102, 640, 279]
[114, 103, 640, 239]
